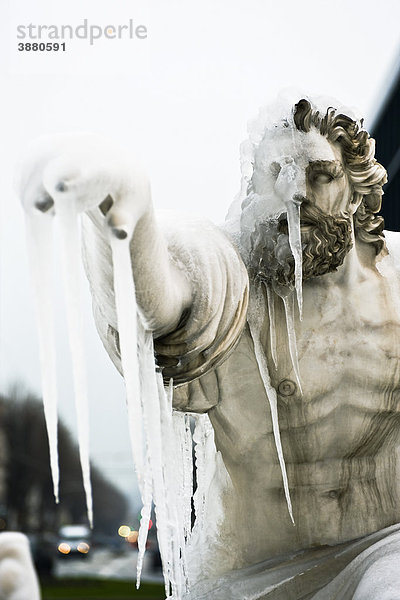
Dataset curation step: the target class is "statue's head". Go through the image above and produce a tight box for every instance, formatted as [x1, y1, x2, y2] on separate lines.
[291, 99, 387, 253]
[234, 97, 388, 288]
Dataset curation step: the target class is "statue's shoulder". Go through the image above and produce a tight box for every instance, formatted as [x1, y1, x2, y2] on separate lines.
[384, 230, 400, 273]
[156, 210, 246, 268]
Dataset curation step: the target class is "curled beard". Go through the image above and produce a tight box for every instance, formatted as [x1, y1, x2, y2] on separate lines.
[248, 203, 353, 289]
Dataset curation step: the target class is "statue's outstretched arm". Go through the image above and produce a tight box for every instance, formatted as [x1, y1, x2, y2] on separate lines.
[17, 133, 249, 397]
[17, 133, 193, 338]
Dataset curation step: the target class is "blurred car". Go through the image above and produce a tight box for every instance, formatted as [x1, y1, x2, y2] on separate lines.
[57, 524, 91, 558]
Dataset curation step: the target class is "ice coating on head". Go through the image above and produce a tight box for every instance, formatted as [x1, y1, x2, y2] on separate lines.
[225, 91, 362, 245]
[224, 92, 364, 317]
[225, 90, 363, 344]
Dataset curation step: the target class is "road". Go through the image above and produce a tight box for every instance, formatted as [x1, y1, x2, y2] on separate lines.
[54, 548, 163, 583]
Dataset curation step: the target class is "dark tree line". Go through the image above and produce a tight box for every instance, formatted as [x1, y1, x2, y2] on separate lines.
[0, 386, 128, 536]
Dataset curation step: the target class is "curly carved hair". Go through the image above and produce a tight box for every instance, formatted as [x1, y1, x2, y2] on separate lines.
[293, 99, 387, 254]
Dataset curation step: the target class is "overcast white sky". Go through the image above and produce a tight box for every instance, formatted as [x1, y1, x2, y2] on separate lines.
[1, 0, 399, 503]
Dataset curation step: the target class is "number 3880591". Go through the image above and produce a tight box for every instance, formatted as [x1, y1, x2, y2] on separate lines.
[18, 42, 66, 51]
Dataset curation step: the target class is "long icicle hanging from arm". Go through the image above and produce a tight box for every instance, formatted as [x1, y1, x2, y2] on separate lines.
[108, 237, 145, 484]
[108, 234, 155, 588]
[55, 198, 93, 528]
[24, 213, 60, 504]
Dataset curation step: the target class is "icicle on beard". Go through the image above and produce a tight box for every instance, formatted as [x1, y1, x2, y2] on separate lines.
[248, 202, 353, 290]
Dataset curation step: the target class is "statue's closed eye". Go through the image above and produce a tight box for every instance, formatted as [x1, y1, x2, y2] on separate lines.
[312, 172, 334, 184]
[308, 160, 344, 185]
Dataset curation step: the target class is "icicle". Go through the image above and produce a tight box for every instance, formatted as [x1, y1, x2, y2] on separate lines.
[108, 235, 150, 587]
[285, 199, 303, 319]
[136, 458, 153, 589]
[274, 158, 304, 319]
[25, 214, 60, 503]
[138, 326, 173, 598]
[109, 237, 145, 480]
[265, 283, 277, 369]
[157, 375, 189, 597]
[248, 285, 294, 524]
[55, 199, 93, 528]
[269, 157, 304, 393]
[180, 414, 195, 542]
[170, 410, 193, 588]
[157, 363, 192, 597]
[166, 410, 193, 594]
[192, 416, 215, 530]
[279, 290, 303, 396]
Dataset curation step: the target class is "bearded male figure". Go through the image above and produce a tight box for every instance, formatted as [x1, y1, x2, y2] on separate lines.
[18, 98, 400, 599]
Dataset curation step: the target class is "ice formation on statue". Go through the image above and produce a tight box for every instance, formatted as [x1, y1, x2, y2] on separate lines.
[24, 214, 60, 503]
[56, 198, 93, 527]
[17, 94, 400, 600]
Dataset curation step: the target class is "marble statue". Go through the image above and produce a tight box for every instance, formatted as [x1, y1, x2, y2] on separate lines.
[17, 97, 400, 599]
[0, 532, 41, 600]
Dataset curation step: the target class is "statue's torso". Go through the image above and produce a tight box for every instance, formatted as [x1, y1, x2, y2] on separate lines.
[208, 262, 400, 568]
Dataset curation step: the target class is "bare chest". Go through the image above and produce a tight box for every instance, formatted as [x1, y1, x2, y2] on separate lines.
[212, 276, 400, 465]
[266, 279, 400, 461]
[271, 281, 400, 404]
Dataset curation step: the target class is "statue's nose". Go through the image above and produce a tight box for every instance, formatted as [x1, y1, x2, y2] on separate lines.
[34, 194, 54, 213]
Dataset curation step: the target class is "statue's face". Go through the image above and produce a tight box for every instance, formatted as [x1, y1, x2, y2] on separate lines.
[252, 128, 353, 218]
[248, 127, 355, 287]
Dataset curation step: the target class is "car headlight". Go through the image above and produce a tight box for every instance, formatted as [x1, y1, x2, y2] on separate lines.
[58, 543, 71, 554]
[77, 542, 90, 554]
